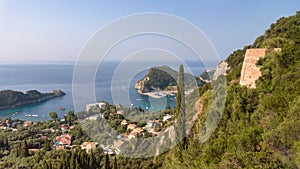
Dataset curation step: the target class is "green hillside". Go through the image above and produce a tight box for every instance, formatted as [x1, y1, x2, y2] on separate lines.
[161, 11, 300, 169]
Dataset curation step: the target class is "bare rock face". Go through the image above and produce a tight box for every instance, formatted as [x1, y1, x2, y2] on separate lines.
[213, 61, 229, 81]
[135, 76, 151, 94]
[52, 90, 66, 96]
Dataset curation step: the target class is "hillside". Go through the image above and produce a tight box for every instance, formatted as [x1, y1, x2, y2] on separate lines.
[161, 11, 300, 168]
[0, 90, 65, 110]
[135, 66, 205, 94]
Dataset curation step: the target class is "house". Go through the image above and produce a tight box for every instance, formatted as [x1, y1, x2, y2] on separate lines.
[23, 121, 32, 127]
[127, 124, 137, 130]
[146, 120, 160, 129]
[121, 120, 127, 125]
[132, 128, 143, 134]
[116, 110, 125, 115]
[98, 102, 106, 109]
[61, 124, 69, 131]
[81, 142, 97, 154]
[55, 134, 72, 147]
[0, 124, 5, 130]
[113, 140, 124, 154]
[127, 128, 143, 139]
[163, 115, 172, 122]
[128, 132, 138, 139]
[86, 102, 106, 112]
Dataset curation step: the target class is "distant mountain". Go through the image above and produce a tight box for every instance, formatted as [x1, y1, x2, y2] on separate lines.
[0, 90, 65, 110]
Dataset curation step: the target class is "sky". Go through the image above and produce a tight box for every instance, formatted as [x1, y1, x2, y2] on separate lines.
[0, 0, 299, 64]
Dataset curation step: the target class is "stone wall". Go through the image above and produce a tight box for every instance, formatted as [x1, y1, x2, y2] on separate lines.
[239, 48, 281, 88]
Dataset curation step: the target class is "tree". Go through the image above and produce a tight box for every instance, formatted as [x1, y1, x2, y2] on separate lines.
[174, 64, 188, 162]
[65, 111, 76, 126]
[43, 139, 51, 151]
[113, 156, 118, 169]
[105, 153, 110, 169]
[19, 140, 29, 157]
[49, 112, 58, 121]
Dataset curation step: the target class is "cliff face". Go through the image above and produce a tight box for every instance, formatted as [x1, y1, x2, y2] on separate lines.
[135, 76, 156, 94]
[213, 61, 229, 81]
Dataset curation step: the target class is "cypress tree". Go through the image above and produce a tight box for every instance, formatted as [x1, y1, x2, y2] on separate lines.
[113, 156, 118, 169]
[43, 139, 51, 151]
[89, 151, 94, 168]
[70, 152, 76, 169]
[105, 153, 110, 169]
[174, 64, 188, 162]
[19, 139, 29, 157]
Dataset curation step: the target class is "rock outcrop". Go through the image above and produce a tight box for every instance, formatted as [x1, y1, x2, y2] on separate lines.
[135, 76, 156, 94]
[213, 61, 229, 80]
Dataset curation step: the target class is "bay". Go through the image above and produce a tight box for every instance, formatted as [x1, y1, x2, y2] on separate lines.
[0, 61, 204, 121]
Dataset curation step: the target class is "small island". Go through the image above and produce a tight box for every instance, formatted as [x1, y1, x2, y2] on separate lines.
[135, 66, 205, 98]
[0, 89, 65, 110]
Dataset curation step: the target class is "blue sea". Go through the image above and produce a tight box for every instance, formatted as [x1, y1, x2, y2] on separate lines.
[0, 61, 205, 121]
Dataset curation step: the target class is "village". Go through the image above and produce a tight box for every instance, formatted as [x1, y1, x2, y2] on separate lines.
[0, 101, 174, 156]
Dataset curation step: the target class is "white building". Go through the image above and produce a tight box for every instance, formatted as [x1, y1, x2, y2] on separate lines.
[86, 102, 106, 112]
[163, 115, 172, 122]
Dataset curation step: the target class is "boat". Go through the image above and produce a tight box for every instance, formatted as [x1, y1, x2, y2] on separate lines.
[25, 114, 39, 117]
[60, 106, 66, 111]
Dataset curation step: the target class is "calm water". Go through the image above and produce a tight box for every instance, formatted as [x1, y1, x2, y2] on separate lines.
[0, 62, 204, 121]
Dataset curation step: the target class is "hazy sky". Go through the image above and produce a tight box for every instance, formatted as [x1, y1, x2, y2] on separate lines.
[0, 0, 299, 64]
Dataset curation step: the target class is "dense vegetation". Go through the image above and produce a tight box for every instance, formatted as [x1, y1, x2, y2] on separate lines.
[0, 90, 65, 109]
[138, 66, 205, 92]
[159, 11, 300, 168]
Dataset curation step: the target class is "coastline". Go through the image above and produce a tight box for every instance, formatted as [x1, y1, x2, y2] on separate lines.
[138, 88, 196, 99]
[0, 90, 65, 111]
[138, 90, 177, 99]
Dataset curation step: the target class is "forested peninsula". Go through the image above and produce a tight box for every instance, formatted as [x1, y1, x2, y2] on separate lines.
[135, 66, 205, 95]
[0, 90, 65, 110]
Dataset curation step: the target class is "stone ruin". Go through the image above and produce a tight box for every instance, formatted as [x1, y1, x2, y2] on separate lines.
[240, 48, 281, 88]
